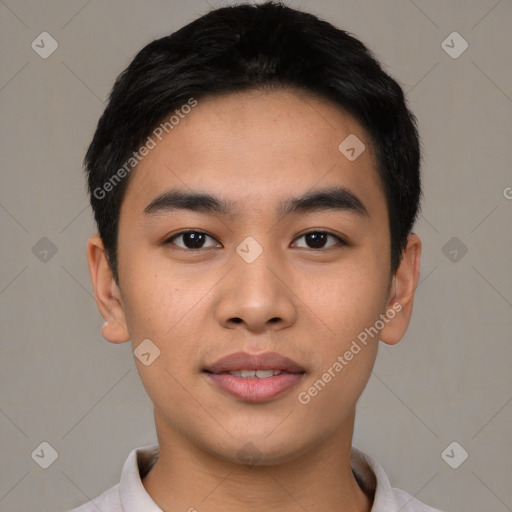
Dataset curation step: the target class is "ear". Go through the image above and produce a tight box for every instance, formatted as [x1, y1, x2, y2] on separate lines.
[87, 234, 130, 344]
[380, 233, 422, 346]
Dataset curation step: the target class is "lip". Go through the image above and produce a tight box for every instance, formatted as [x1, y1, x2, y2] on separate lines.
[204, 351, 306, 374]
[203, 351, 306, 403]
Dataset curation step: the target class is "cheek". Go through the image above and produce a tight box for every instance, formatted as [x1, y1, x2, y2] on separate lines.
[299, 259, 388, 402]
[296, 269, 386, 414]
[312, 258, 391, 340]
[120, 271, 202, 410]
[296, 344, 377, 439]
[118, 249, 194, 339]
[119, 258, 214, 385]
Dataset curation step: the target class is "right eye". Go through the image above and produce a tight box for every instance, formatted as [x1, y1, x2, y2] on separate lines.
[164, 230, 222, 250]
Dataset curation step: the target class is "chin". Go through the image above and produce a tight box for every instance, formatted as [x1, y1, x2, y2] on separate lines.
[203, 432, 315, 468]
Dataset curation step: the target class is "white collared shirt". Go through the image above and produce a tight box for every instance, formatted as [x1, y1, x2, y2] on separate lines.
[67, 444, 444, 511]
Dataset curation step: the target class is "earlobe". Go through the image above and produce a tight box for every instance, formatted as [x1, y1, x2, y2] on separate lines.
[380, 233, 422, 346]
[87, 234, 130, 344]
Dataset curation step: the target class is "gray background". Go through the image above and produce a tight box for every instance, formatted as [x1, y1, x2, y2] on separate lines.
[1, 0, 511, 510]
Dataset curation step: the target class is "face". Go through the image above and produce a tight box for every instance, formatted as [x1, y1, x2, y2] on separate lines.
[90, 88, 418, 465]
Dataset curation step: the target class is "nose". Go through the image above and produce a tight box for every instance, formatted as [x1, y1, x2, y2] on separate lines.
[215, 248, 298, 334]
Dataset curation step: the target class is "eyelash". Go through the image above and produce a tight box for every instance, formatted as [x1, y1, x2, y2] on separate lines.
[163, 230, 348, 251]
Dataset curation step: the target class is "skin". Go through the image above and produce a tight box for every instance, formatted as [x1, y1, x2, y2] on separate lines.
[87, 88, 421, 511]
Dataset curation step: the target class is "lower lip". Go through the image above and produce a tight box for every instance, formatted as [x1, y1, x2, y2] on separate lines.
[205, 372, 304, 403]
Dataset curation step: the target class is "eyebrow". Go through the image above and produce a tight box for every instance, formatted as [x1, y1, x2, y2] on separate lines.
[144, 186, 369, 219]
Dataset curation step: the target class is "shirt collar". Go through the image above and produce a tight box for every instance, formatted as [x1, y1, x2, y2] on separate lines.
[120, 443, 161, 511]
[351, 446, 401, 511]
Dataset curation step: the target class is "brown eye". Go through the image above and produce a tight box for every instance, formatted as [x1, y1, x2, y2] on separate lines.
[165, 231, 221, 250]
[292, 231, 346, 249]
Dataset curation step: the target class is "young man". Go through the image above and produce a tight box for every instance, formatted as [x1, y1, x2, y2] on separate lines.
[70, 2, 443, 511]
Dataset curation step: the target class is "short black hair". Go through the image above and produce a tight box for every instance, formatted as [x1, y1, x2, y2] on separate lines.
[84, 1, 421, 284]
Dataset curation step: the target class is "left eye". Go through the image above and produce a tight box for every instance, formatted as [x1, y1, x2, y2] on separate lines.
[292, 231, 345, 249]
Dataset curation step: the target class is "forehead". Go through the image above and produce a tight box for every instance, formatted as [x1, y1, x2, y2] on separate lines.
[120, 88, 386, 220]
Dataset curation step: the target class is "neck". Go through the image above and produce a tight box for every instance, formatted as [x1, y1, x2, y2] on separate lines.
[142, 408, 373, 512]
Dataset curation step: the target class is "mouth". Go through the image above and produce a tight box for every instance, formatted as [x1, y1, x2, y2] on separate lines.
[203, 352, 306, 403]
[220, 369, 286, 378]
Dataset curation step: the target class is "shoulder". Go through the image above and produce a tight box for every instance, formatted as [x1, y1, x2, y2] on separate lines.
[351, 447, 445, 512]
[390, 487, 446, 512]
[65, 483, 121, 512]
[64, 444, 160, 512]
